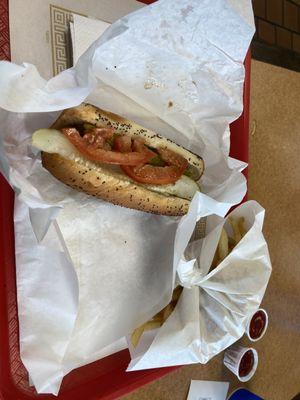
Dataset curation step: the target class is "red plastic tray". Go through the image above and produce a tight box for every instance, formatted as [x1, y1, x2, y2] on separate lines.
[0, 1, 250, 398]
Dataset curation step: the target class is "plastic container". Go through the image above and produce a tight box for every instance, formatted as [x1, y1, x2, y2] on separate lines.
[246, 308, 268, 342]
[223, 345, 258, 382]
[0, 0, 251, 398]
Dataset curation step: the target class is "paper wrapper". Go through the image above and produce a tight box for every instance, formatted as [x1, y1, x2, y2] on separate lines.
[0, 0, 255, 395]
[127, 201, 272, 370]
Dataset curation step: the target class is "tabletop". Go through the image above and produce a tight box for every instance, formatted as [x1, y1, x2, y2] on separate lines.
[120, 59, 300, 400]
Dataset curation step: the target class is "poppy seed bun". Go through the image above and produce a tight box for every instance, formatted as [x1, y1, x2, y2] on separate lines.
[38, 103, 204, 216]
[42, 152, 190, 215]
[52, 103, 204, 173]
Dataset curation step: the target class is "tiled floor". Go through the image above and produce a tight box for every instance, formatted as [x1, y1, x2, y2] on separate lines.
[121, 60, 300, 400]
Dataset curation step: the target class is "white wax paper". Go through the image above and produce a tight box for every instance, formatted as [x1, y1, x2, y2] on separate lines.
[127, 201, 272, 370]
[0, 0, 255, 394]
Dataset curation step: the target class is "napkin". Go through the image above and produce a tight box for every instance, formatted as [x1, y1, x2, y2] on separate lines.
[187, 380, 229, 400]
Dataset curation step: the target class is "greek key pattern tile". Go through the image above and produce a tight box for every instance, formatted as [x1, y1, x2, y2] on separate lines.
[50, 4, 84, 75]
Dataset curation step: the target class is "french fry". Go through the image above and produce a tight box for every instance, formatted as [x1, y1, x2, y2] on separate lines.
[229, 217, 242, 244]
[153, 308, 167, 322]
[211, 249, 220, 270]
[131, 319, 163, 347]
[227, 236, 235, 252]
[211, 216, 248, 272]
[238, 217, 246, 238]
[144, 320, 162, 331]
[131, 324, 147, 347]
[172, 285, 183, 301]
[217, 228, 229, 262]
[228, 236, 236, 247]
[151, 313, 164, 323]
[132, 216, 248, 347]
[162, 304, 174, 321]
[131, 286, 183, 347]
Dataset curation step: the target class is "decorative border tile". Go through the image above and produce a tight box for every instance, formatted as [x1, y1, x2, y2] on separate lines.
[0, 0, 10, 60]
[50, 4, 85, 75]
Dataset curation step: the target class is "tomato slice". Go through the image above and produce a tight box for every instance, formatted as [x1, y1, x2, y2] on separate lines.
[114, 136, 155, 159]
[113, 135, 132, 152]
[62, 127, 188, 184]
[83, 132, 106, 148]
[91, 127, 114, 140]
[157, 148, 188, 170]
[118, 143, 188, 185]
[62, 128, 153, 166]
[82, 127, 114, 150]
[121, 164, 185, 184]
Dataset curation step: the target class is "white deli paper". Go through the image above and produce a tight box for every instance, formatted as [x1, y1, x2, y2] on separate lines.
[70, 14, 111, 65]
[0, 0, 255, 395]
[127, 201, 272, 370]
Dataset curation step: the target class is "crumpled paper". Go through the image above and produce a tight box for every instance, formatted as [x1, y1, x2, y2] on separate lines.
[127, 201, 272, 370]
[0, 0, 255, 395]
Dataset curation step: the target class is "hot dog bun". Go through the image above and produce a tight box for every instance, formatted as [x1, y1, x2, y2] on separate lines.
[42, 152, 191, 215]
[34, 104, 204, 216]
[51, 104, 204, 173]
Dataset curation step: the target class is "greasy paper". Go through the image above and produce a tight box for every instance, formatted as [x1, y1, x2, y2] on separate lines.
[0, 0, 254, 394]
[127, 201, 272, 370]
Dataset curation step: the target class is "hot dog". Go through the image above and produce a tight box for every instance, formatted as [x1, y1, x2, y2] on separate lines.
[32, 103, 204, 216]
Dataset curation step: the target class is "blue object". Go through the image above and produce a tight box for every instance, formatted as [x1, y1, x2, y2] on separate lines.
[228, 388, 263, 400]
